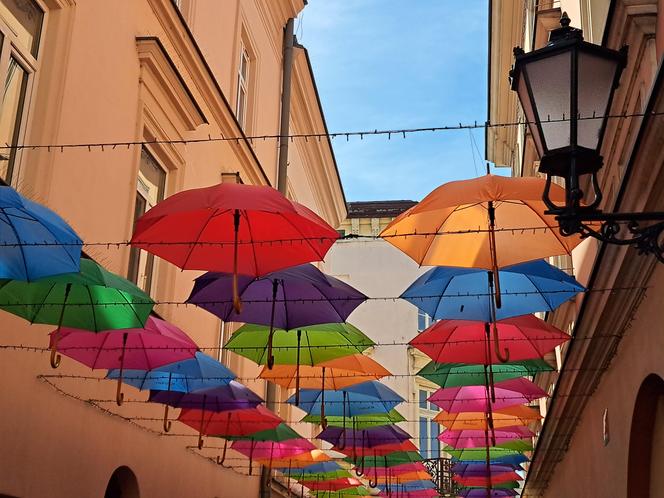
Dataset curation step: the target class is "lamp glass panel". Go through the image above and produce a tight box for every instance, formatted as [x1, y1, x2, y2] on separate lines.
[577, 50, 620, 150]
[525, 52, 571, 151]
[517, 74, 544, 157]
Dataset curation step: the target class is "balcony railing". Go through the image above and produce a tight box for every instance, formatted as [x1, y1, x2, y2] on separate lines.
[422, 457, 458, 497]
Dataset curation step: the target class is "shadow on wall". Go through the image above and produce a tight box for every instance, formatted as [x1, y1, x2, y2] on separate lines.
[104, 466, 140, 498]
[627, 374, 664, 498]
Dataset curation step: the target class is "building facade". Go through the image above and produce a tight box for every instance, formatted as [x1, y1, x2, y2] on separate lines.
[0, 1, 346, 497]
[488, 1, 664, 497]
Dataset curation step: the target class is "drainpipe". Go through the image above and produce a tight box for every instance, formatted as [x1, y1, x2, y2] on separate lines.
[261, 18, 295, 498]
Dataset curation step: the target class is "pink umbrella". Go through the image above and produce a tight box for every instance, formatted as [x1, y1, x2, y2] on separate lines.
[439, 426, 535, 448]
[49, 316, 198, 405]
[230, 439, 315, 461]
[428, 377, 547, 412]
[371, 462, 428, 477]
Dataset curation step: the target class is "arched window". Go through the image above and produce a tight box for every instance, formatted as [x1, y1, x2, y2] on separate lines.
[627, 374, 664, 498]
[104, 466, 140, 498]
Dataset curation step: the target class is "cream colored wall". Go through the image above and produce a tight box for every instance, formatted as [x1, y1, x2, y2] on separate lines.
[0, 1, 343, 497]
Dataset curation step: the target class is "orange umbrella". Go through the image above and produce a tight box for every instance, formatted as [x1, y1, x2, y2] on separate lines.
[391, 470, 434, 483]
[257, 449, 332, 468]
[258, 354, 391, 390]
[434, 404, 541, 430]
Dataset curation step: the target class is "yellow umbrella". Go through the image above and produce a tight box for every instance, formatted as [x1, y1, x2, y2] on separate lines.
[258, 354, 391, 390]
[434, 405, 541, 430]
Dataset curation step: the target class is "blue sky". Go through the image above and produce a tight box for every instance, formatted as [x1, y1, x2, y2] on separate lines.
[301, 0, 489, 201]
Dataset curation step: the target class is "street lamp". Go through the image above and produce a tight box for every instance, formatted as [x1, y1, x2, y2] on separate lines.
[510, 12, 664, 261]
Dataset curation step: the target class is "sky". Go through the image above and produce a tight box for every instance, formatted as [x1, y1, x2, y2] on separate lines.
[300, 0, 489, 202]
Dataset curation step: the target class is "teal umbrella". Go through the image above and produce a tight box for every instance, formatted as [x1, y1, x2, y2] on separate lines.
[417, 359, 553, 388]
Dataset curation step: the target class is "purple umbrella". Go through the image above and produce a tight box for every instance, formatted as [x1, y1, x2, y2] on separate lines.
[452, 462, 522, 477]
[317, 425, 412, 449]
[186, 264, 367, 368]
[456, 490, 518, 497]
[148, 381, 263, 413]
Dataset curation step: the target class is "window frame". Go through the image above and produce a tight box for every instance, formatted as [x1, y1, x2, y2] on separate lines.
[235, 41, 250, 130]
[0, 0, 45, 185]
[417, 385, 441, 460]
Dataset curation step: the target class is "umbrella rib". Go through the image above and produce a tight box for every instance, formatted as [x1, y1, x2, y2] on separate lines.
[520, 199, 570, 254]
[522, 273, 554, 311]
[116, 288, 145, 327]
[432, 274, 457, 320]
[1, 207, 30, 280]
[418, 205, 464, 266]
[280, 214, 326, 262]
[24, 208, 82, 270]
[29, 281, 59, 324]
[241, 211, 261, 276]
[85, 285, 99, 332]
[92, 330, 112, 369]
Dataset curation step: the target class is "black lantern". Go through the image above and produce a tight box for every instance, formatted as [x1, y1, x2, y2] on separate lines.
[510, 13, 664, 261]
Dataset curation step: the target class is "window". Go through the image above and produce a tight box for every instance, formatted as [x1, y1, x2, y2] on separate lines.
[236, 42, 250, 130]
[418, 309, 432, 332]
[417, 387, 440, 459]
[128, 148, 166, 294]
[0, 0, 43, 183]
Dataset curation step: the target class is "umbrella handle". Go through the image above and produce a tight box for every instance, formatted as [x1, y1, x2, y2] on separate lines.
[163, 405, 172, 433]
[369, 479, 377, 489]
[295, 329, 301, 406]
[232, 209, 242, 314]
[116, 332, 128, 406]
[198, 432, 204, 450]
[337, 391, 347, 451]
[492, 322, 510, 363]
[198, 395, 207, 449]
[320, 367, 327, 429]
[216, 439, 229, 467]
[50, 330, 61, 369]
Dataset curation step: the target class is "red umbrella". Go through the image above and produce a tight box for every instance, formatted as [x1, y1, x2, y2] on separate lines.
[454, 472, 522, 487]
[130, 183, 338, 311]
[177, 405, 282, 450]
[409, 314, 569, 364]
[333, 440, 418, 457]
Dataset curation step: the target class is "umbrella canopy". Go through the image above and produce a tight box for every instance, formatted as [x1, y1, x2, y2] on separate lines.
[384, 490, 438, 498]
[333, 440, 418, 457]
[258, 449, 332, 468]
[417, 359, 553, 388]
[386, 470, 433, 483]
[379, 174, 583, 269]
[106, 351, 235, 392]
[401, 259, 584, 321]
[187, 264, 366, 328]
[49, 317, 197, 370]
[230, 439, 315, 460]
[225, 323, 374, 366]
[435, 405, 541, 430]
[454, 473, 522, 487]
[0, 186, 82, 280]
[302, 409, 406, 429]
[428, 378, 548, 412]
[348, 451, 422, 468]
[275, 461, 348, 479]
[260, 355, 390, 389]
[447, 443, 531, 462]
[439, 427, 535, 448]
[370, 463, 428, 477]
[381, 480, 436, 491]
[410, 315, 569, 364]
[177, 405, 282, 439]
[456, 489, 518, 498]
[288, 381, 404, 417]
[227, 423, 302, 442]
[451, 462, 522, 477]
[0, 258, 154, 331]
[130, 182, 338, 274]
[299, 478, 363, 492]
[318, 425, 411, 448]
[148, 381, 262, 412]
[310, 487, 371, 497]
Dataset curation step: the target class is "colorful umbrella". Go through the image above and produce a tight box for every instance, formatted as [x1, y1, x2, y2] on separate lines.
[230, 439, 314, 461]
[417, 359, 553, 388]
[257, 449, 332, 469]
[439, 427, 535, 448]
[130, 182, 339, 311]
[309, 487, 371, 497]
[177, 405, 282, 450]
[348, 451, 422, 468]
[454, 472, 522, 487]
[299, 478, 362, 492]
[380, 174, 585, 307]
[370, 463, 427, 477]
[50, 317, 197, 404]
[452, 462, 522, 477]
[456, 489, 517, 497]
[318, 425, 411, 449]
[275, 461, 348, 480]
[447, 443, 531, 462]
[435, 405, 541, 430]
[0, 258, 154, 367]
[302, 409, 406, 429]
[333, 440, 418, 459]
[428, 378, 548, 412]
[259, 354, 390, 389]
[0, 186, 82, 280]
[401, 259, 584, 322]
[410, 314, 569, 364]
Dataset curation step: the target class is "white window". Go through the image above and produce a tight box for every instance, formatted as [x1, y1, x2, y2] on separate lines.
[0, 0, 43, 183]
[418, 387, 440, 459]
[236, 43, 250, 130]
[418, 309, 432, 332]
[128, 148, 166, 294]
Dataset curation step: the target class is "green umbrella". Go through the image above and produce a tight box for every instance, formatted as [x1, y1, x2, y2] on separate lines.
[347, 451, 422, 469]
[311, 487, 370, 497]
[0, 258, 154, 367]
[226, 423, 301, 442]
[447, 444, 530, 461]
[417, 359, 553, 388]
[287, 469, 353, 481]
[461, 481, 521, 490]
[302, 409, 406, 429]
[224, 323, 374, 366]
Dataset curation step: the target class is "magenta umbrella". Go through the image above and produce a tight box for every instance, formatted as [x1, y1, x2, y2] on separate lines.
[428, 377, 547, 413]
[230, 439, 315, 462]
[49, 316, 198, 405]
[371, 463, 427, 477]
[439, 426, 535, 448]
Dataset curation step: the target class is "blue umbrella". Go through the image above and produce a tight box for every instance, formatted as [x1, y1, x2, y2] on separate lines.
[0, 186, 82, 280]
[401, 259, 584, 321]
[287, 381, 403, 418]
[106, 352, 235, 431]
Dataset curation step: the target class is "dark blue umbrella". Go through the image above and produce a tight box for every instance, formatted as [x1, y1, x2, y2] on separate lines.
[287, 381, 403, 418]
[0, 186, 82, 280]
[401, 259, 584, 321]
[148, 381, 262, 411]
[107, 352, 235, 431]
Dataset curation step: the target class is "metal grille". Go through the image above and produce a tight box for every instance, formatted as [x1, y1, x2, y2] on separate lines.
[423, 457, 457, 496]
